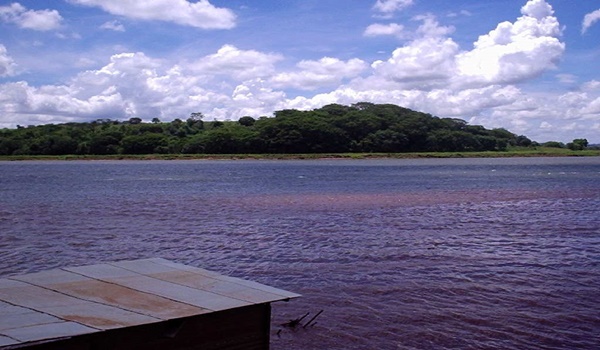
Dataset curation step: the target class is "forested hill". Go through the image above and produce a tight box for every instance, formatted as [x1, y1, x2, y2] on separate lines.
[0, 102, 536, 156]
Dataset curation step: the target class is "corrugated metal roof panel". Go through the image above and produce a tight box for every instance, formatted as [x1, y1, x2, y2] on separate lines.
[95, 274, 251, 311]
[1, 321, 96, 343]
[13, 270, 208, 320]
[0, 259, 299, 348]
[0, 336, 18, 347]
[0, 309, 62, 332]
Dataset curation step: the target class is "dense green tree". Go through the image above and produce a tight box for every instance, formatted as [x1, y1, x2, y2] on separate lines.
[567, 138, 588, 150]
[360, 130, 409, 152]
[0, 102, 548, 155]
[542, 141, 565, 148]
[88, 131, 122, 154]
[515, 135, 533, 147]
[182, 124, 259, 154]
[0, 138, 20, 155]
[238, 116, 256, 127]
[185, 113, 204, 132]
[121, 134, 168, 154]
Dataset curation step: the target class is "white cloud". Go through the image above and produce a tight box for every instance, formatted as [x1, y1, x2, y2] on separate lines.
[556, 74, 577, 84]
[365, 16, 458, 89]
[415, 14, 455, 38]
[230, 79, 287, 117]
[0, 44, 18, 77]
[188, 45, 283, 81]
[0, 47, 284, 127]
[448, 10, 473, 18]
[364, 23, 405, 38]
[1, 0, 598, 143]
[0, 3, 62, 31]
[582, 80, 600, 91]
[583, 96, 600, 116]
[270, 57, 367, 91]
[582, 9, 600, 34]
[370, 36, 459, 88]
[0, 81, 126, 127]
[100, 20, 125, 32]
[520, 0, 553, 20]
[373, 0, 414, 16]
[454, 0, 564, 86]
[67, 0, 236, 29]
[274, 2, 598, 142]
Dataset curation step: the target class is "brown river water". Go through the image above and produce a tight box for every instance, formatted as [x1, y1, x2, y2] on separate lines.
[1, 157, 599, 349]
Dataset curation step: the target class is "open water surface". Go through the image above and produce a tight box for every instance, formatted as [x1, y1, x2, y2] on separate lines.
[1, 157, 599, 349]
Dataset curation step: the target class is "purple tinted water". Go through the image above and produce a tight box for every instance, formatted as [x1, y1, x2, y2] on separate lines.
[1, 158, 599, 349]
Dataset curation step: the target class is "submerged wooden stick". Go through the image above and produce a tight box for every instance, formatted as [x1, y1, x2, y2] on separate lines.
[282, 312, 310, 328]
[303, 310, 323, 329]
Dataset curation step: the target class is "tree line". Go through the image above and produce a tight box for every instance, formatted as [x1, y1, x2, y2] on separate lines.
[0, 102, 585, 156]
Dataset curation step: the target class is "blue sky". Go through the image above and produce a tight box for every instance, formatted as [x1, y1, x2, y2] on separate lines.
[0, 0, 599, 143]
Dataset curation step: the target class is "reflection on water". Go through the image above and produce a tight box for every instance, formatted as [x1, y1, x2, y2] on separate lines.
[1, 158, 599, 349]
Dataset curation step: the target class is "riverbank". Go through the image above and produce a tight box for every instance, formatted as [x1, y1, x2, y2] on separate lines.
[1, 147, 599, 161]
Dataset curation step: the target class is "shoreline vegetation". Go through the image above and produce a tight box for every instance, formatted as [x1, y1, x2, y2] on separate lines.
[2, 147, 599, 161]
[1, 103, 596, 160]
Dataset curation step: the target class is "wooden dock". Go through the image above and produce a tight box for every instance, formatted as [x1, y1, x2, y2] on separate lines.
[0, 258, 299, 349]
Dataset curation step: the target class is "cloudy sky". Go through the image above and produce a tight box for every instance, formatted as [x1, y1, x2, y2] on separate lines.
[0, 0, 599, 142]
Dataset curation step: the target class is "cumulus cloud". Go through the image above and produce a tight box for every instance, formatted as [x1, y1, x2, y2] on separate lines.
[366, 16, 458, 88]
[1, 0, 598, 142]
[373, 0, 414, 16]
[0, 80, 127, 127]
[286, 1, 592, 141]
[67, 0, 236, 29]
[371, 36, 459, 88]
[582, 80, 600, 91]
[582, 9, 600, 34]
[0, 47, 284, 127]
[270, 57, 368, 90]
[0, 44, 18, 77]
[188, 45, 283, 81]
[520, 0, 553, 20]
[0, 3, 62, 31]
[100, 20, 125, 32]
[454, 0, 564, 86]
[364, 23, 405, 38]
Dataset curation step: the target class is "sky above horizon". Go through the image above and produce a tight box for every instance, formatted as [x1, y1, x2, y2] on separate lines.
[0, 0, 599, 143]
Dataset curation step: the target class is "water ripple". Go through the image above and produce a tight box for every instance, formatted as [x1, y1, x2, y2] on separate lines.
[1, 159, 599, 349]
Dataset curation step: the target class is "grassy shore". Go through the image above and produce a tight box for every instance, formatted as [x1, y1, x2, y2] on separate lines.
[1, 147, 599, 161]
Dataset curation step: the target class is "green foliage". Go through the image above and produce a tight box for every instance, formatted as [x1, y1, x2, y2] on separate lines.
[238, 116, 256, 127]
[0, 103, 552, 155]
[542, 141, 565, 148]
[567, 138, 588, 150]
[121, 134, 168, 154]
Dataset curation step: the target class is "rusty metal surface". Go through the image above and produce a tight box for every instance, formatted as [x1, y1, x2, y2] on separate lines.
[15, 270, 208, 320]
[0, 258, 299, 348]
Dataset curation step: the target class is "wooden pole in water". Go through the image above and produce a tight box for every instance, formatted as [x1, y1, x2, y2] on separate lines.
[303, 310, 323, 328]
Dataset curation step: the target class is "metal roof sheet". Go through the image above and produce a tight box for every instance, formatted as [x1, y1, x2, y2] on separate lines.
[0, 258, 299, 348]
